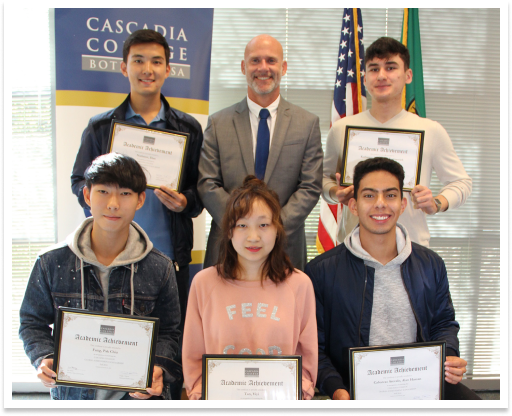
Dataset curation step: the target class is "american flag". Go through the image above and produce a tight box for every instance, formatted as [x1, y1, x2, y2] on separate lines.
[332, 8, 366, 123]
[316, 8, 366, 254]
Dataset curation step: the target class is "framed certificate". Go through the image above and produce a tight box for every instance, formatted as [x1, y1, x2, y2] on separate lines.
[53, 307, 159, 392]
[202, 355, 302, 400]
[108, 120, 189, 192]
[349, 341, 446, 400]
[340, 126, 425, 191]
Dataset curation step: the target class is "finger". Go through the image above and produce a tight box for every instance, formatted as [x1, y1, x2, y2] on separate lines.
[415, 198, 433, 206]
[342, 186, 354, 197]
[446, 366, 466, 377]
[41, 366, 57, 378]
[159, 185, 178, 197]
[154, 191, 178, 209]
[37, 373, 55, 386]
[335, 172, 341, 187]
[146, 387, 162, 396]
[445, 372, 463, 384]
[411, 185, 424, 195]
[446, 357, 467, 366]
[129, 392, 152, 400]
[161, 189, 179, 200]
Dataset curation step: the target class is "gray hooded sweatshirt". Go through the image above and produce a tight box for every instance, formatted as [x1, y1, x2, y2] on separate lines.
[65, 217, 154, 400]
[345, 223, 417, 346]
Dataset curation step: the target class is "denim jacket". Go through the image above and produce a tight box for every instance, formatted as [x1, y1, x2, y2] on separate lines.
[19, 219, 181, 400]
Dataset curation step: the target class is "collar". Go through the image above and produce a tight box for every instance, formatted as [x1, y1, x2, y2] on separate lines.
[125, 100, 166, 123]
[247, 94, 280, 118]
[344, 223, 411, 266]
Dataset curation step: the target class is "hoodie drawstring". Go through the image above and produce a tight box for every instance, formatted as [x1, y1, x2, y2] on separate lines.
[78, 257, 135, 314]
[130, 263, 135, 315]
[80, 258, 85, 309]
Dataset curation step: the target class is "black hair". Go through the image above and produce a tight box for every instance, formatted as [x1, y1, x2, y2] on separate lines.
[353, 157, 404, 199]
[123, 29, 170, 64]
[84, 153, 147, 194]
[365, 37, 410, 70]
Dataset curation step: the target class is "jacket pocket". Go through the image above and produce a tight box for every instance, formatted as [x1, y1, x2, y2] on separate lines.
[283, 139, 304, 146]
[53, 295, 83, 310]
[122, 299, 156, 316]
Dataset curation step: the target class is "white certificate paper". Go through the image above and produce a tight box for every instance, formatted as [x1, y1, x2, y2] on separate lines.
[203, 357, 300, 400]
[352, 345, 443, 400]
[342, 126, 424, 191]
[110, 122, 187, 190]
[56, 311, 156, 391]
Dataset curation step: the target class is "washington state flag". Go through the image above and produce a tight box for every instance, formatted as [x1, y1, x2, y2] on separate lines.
[401, 8, 426, 118]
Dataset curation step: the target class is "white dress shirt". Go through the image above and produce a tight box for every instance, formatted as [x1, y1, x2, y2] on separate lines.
[247, 95, 280, 159]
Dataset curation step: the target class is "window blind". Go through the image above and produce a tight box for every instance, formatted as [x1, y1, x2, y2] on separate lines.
[10, 8, 500, 390]
[11, 8, 56, 386]
[207, 8, 500, 382]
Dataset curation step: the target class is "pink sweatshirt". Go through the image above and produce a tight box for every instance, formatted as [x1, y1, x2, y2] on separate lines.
[183, 267, 318, 400]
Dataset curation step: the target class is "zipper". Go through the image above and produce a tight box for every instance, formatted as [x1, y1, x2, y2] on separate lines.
[357, 265, 368, 347]
[400, 264, 426, 342]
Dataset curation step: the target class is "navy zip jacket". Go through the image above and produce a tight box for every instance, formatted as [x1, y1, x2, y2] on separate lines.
[305, 241, 460, 398]
[71, 94, 203, 268]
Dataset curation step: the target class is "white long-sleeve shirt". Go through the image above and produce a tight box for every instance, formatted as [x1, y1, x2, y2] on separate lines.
[323, 109, 472, 247]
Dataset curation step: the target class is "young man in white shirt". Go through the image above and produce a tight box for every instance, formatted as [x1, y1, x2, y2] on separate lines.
[323, 37, 472, 247]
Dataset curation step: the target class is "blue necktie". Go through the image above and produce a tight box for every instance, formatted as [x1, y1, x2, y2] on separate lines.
[255, 108, 270, 180]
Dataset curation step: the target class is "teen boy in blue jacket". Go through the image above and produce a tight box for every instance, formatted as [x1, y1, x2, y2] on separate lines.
[306, 157, 480, 400]
[20, 153, 180, 400]
[71, 30, 203, 398]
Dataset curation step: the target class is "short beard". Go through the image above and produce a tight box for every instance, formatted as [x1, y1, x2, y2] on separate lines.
[248, 75, 278, 95]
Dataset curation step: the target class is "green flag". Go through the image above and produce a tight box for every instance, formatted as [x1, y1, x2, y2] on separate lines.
[401, 8, 426, 118]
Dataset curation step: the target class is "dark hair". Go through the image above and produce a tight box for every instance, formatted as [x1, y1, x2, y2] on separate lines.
[123, 29, 170, 64]
[84, 153, 147, 194]
[365, 37, 410, 70]
[353, 157, 405, 199]
[216, 175, 293, 284]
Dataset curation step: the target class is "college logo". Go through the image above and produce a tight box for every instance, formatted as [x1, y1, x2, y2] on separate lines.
[378, 137, 390, 146]
[100, 325, 115, 335]
[82, 17, 191, 78]
[143, 136, 156, 145]
[390, 356, 405, 366]
[245, 368, 259, 377]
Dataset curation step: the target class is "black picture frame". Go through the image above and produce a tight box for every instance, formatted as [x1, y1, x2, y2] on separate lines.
[201, 354, 302, 400]
[53, 307, 159, 393]
[108, 120, 190, 193]
[340, 125, 425, 191]
[348, 341, 446, 400]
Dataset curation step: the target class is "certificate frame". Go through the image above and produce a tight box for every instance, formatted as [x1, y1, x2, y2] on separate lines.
[108, 120, 190, 192]
[349, 341, 446, 400]
[202, 354, 302, 400]
[340, 126, 425, 191]
[52, 307, 159, 393]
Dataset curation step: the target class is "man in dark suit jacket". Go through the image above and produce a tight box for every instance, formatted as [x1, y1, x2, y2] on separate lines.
[198, 34, 323, 271]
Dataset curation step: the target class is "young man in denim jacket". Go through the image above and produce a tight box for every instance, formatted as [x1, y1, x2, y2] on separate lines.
[19, 153, 180, 400]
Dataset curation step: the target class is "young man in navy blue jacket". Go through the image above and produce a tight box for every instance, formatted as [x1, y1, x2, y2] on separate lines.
[71, 30, 203, 399]
[306, 157, 480, 400]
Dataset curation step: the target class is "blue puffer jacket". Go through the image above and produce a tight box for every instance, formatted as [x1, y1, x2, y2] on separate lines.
[305, 241, 460, 398]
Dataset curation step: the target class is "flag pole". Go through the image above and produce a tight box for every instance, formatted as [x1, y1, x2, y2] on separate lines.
[401, 8, 409, 110]
[353, 8, 362, 114]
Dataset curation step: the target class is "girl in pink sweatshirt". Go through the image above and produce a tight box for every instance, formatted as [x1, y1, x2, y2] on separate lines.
[183, 176, 318, 400]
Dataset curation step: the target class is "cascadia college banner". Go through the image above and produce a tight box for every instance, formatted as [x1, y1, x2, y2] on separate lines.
[53, 8, 214, 276]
